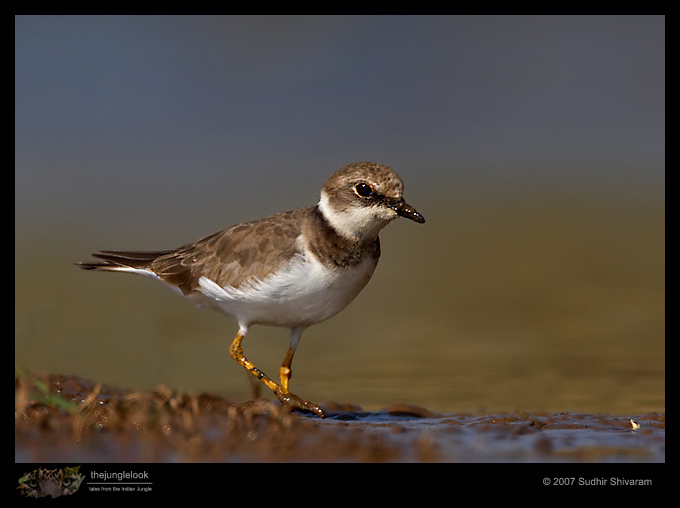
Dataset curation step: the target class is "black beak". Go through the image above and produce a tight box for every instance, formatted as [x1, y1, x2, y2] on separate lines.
[393, 199, 425, 223]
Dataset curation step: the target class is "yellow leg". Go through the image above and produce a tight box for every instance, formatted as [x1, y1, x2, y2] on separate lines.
[279, 345, 295, 393]
[228, 330, 325, 418]
[229, 330, 279, 392]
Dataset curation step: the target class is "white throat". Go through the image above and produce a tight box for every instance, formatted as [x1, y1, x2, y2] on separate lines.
[318, 189, 395, 240]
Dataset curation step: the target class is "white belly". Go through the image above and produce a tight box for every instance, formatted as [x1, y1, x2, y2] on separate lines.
[193, 253, 378, 328]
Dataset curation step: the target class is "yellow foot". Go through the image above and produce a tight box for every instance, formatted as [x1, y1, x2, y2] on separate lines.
[275, 389, 325, 418]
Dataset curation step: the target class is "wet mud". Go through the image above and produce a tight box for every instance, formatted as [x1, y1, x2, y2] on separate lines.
[15, 374, 664, 463]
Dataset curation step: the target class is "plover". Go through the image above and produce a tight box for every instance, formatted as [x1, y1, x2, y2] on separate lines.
[77, 162, 424, 418]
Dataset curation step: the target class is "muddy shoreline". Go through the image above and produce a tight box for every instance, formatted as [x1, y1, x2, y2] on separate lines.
[15, 374, 664, 463]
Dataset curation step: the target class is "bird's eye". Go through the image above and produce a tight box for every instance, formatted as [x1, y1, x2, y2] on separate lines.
[354, 182, 373, 198]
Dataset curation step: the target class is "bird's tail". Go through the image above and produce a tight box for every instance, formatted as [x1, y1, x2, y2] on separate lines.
[76, 250, 172, 272]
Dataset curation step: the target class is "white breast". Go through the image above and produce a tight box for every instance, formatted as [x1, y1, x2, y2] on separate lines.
[194, 250, 378, 329]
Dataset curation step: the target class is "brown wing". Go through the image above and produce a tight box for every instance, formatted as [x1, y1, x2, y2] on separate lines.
[83, 208, 310, 295]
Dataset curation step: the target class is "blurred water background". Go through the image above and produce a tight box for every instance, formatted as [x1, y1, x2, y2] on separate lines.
[15, 15, 664, 414]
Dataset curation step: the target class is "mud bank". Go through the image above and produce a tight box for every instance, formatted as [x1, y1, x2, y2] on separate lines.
[15, 374, 664, 463]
